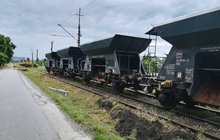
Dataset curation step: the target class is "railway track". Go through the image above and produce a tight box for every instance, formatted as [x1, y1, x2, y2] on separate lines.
[128, 88, 220, 118]
[127, 90, 220, 126]
[88, 80, 220, 128]
[118, 91, 220, 127]
[28, 69, 220, 139]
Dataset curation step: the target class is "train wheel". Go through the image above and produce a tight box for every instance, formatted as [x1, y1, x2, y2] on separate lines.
[147, 86, 154, 94]
[133, 76, 142, 92]
[158, 89, 175, 108]
[184, 96, 195, 108]
[71, 73, 76, 80]
[45, 66, 50, 74]
[114, 81, 125, 93]
[48, 69, 51, 74]
[84, 72, 90, 85]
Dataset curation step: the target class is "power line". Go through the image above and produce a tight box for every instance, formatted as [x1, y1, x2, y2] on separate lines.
[61, 14, 75, 24]
[58, 24, 78, 41]
[58, 24, 78, 28]
[50, 34, 72, 37]
[60, 0, 97, 24]
[82, 0, 97, 10]
[56, 0, 97, 48]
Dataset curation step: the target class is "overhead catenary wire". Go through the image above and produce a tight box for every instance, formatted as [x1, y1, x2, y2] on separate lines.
[58, 24, 77, 41]
[60, 0, 97, 24]
[82, 0, 97, 10]
[56, 0, 98, 47]
[59, 0, 98, 28]
[50, 34, 72, 37]
[61, 14, 75, 24]
[57, 25, 78, 28]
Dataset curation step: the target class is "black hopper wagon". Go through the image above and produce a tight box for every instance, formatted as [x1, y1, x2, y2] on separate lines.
[56, 46, 85, 78]
[146, 8, 220, 107]
[80, 34, 151, 92]
[45, 52, 60, 74]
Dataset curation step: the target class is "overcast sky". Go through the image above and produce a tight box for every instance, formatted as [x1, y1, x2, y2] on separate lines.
[1, 0, 220, 59]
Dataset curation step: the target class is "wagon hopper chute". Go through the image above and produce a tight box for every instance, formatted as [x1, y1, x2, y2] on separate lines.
[80, 34, 151, 55]
[45, 52, 60, 73]
[56, 46, 84, 76]
[45, 52, 60, 60]
[80, 34, 151, 91]
[147, 8, 220, 107]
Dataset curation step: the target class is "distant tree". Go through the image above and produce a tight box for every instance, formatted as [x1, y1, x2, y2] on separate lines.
[0, 52, 8, 66]
[0, 44, 7, 52]
[142, 55, 158, 76]
[0, 34, 16, 64]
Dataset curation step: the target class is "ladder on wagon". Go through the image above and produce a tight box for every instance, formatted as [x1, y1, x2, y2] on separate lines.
[147, 35, 157, 77]
[148, 35, 157, 57]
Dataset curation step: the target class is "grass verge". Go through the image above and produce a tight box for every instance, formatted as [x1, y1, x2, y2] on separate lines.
[23, 68, 125, 140]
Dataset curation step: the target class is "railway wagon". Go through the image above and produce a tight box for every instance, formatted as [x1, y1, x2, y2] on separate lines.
[80, 34, 151, 91]
[56, 46, 84, 77]
[45, 52, 60, 74]
[146, 7, 220, 107]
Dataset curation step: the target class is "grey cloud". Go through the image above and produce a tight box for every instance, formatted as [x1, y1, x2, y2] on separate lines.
[1, 0, 220, 58]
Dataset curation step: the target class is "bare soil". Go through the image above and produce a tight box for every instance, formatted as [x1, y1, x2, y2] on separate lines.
[97, 98, 113, 111]
[98, 98, 197, 140]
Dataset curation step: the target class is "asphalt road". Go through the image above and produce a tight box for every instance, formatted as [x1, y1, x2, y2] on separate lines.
[0, 67, 91, 140]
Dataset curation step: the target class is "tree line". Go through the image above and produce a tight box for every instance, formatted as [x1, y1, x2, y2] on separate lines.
[0, 34, 16, 66]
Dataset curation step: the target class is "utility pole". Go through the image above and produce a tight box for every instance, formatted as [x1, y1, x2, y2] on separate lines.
[51, 41, 54, 52]
[29, 49, 35, 67]
[31, 51, 34, 67]
[56, 8, 83, 47]
[36, 49, 39, 63]
[76, 8, 83, 47]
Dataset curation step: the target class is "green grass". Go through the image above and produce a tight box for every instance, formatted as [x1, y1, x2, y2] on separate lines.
[23, 68, 125, 140]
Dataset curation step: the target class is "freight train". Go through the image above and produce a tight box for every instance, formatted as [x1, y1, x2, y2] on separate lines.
[46, 34, 152, 91]
[45, 8, 220, 108]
